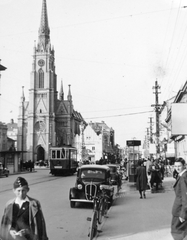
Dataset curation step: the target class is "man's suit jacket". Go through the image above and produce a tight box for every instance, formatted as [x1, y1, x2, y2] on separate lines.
[172, 170, 187, 220]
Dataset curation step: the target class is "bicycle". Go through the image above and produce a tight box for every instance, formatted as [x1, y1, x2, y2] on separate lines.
[87, 185, 113, 240]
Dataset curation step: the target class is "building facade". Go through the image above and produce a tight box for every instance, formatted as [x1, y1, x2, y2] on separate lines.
[17, 0, 84, 163]
[0, 122, 7, 153]
[83, 121, 115, 162]
[7, 119, 18, 150]
[165, 80, 187, 162]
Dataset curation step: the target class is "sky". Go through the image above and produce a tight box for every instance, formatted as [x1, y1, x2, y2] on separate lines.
[1, 0, 187, 147]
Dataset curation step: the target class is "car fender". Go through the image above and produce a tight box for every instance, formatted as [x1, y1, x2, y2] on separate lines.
[69, 187, 78, 200]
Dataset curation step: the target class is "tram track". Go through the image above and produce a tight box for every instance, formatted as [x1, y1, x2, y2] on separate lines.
[0, 175, 64, 194]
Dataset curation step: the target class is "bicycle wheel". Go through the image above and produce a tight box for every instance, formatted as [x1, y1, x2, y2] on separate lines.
[103, 198, 108, 217]
[98, 199, 104, 224]
[89, 211, 97, 240]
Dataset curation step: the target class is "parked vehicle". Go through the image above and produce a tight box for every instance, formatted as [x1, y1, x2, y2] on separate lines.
[0, 162, 9, 177]
[69, 165, 114, 208]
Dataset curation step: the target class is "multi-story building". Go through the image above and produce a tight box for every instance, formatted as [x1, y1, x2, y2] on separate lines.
[83, 121, 115, 162]
[0, 122, 7, 153]
[7, 119, 18, 149]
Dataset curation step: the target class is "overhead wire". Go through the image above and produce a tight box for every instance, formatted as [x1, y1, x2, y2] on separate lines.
[160, 1, 174, 87]
[162, 1, 187, 100]
[85, 110, 154, 120]
[161, 0, 182, 100]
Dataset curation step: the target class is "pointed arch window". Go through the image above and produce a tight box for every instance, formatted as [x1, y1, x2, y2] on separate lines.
[38, 68, 44, 88]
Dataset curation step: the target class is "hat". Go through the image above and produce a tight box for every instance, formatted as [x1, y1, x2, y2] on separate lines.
[13, 177, 28, 189]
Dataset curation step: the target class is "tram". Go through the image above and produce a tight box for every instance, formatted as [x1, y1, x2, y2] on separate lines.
[50, 146, 78, 176]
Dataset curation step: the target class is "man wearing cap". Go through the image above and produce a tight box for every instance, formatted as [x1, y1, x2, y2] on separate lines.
[0, 177, 48, 240]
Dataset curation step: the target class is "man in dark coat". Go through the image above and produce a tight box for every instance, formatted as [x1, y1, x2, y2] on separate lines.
[136, 159, 148, 199]
[171, 158, 187, 240]
[0, 177, 48, 240]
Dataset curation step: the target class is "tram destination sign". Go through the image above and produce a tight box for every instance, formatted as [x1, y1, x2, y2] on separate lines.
[126, 140, 141, 147]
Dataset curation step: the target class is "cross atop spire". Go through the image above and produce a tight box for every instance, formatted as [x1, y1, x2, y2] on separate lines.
[37, 0, 50, 52]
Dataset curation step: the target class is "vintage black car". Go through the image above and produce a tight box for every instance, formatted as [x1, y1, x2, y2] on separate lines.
[69, 164, 114, 208]
[107, 164, 122, 190]
[0, 162, 9, 177]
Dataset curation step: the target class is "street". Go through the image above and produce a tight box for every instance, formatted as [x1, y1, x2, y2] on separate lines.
[0, 170, 177, 240]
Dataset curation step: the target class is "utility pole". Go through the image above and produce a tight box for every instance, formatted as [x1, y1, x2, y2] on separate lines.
[80, 122, 86, 164]
[148, 117, 153, 144]
[21, 86, 25, 163]
[146, 127, 150, 148]
[151, 80, 162, 158]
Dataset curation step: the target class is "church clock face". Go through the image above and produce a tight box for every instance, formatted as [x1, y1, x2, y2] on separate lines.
[35, 121, 46, 132]
[38, 59, 45, 67]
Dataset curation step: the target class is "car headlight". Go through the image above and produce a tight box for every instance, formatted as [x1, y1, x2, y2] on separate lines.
[78, 184, 83, 190]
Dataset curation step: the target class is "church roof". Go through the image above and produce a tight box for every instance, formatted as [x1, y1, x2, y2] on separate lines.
[72, 110, 85, 122]
[89, 121, 111, 135]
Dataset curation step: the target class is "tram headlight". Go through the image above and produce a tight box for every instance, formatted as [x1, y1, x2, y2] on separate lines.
[78, 184, 83, 190]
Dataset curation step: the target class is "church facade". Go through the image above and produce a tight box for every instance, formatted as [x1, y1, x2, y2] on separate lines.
[17, 0, 85, 163]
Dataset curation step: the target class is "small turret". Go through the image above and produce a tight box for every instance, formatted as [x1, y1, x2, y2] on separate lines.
[21, 86, 25, 103]
[67, 84, 72, 102]
[59, 79, 64, 100]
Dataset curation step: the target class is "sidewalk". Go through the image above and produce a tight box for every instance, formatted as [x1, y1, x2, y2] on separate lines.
[97, 176, 176, 240]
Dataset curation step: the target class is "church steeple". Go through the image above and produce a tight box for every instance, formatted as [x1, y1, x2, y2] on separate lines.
[37, 0, 50, 52]
[59, 79, 64, 100]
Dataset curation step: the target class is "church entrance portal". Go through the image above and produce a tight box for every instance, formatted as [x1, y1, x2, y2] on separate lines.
[37, 146, 45, 161]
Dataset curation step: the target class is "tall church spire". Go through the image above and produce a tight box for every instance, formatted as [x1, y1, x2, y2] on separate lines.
[37, 0, 50, 52]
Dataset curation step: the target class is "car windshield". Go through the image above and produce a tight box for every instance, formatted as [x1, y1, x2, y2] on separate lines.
[80, 169, 105, 180]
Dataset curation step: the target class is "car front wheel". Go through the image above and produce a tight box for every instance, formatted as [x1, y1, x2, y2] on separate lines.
[70, 201, 76, 208]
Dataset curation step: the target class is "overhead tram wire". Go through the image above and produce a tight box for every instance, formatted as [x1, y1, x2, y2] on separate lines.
[85, 110, 154, 120]
[161, 2, 186, 100]
[163, 0, 182, 71]
[166, 7, 187, 96]
[159, 1, 175, 87]
[0, 7, 180, 39]
[81, 105, 152, 114]
[161, 0, 183, 97]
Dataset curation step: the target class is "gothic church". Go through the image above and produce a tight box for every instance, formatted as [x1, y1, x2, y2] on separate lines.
[17, 0, 85, 163]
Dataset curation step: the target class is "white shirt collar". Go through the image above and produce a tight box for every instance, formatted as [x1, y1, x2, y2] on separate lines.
[15, 196, 29, 207]
[179, 169, 187, 177]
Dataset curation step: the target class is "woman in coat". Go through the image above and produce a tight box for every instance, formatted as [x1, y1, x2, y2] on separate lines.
[136, 159, 148, 199]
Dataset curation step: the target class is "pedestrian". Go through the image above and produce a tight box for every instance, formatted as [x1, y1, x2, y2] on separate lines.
[135, 159, 148, 199]
[149, 159, 162, 190]
[0, 176, 48, 240]
[171, 157, 187, 240]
